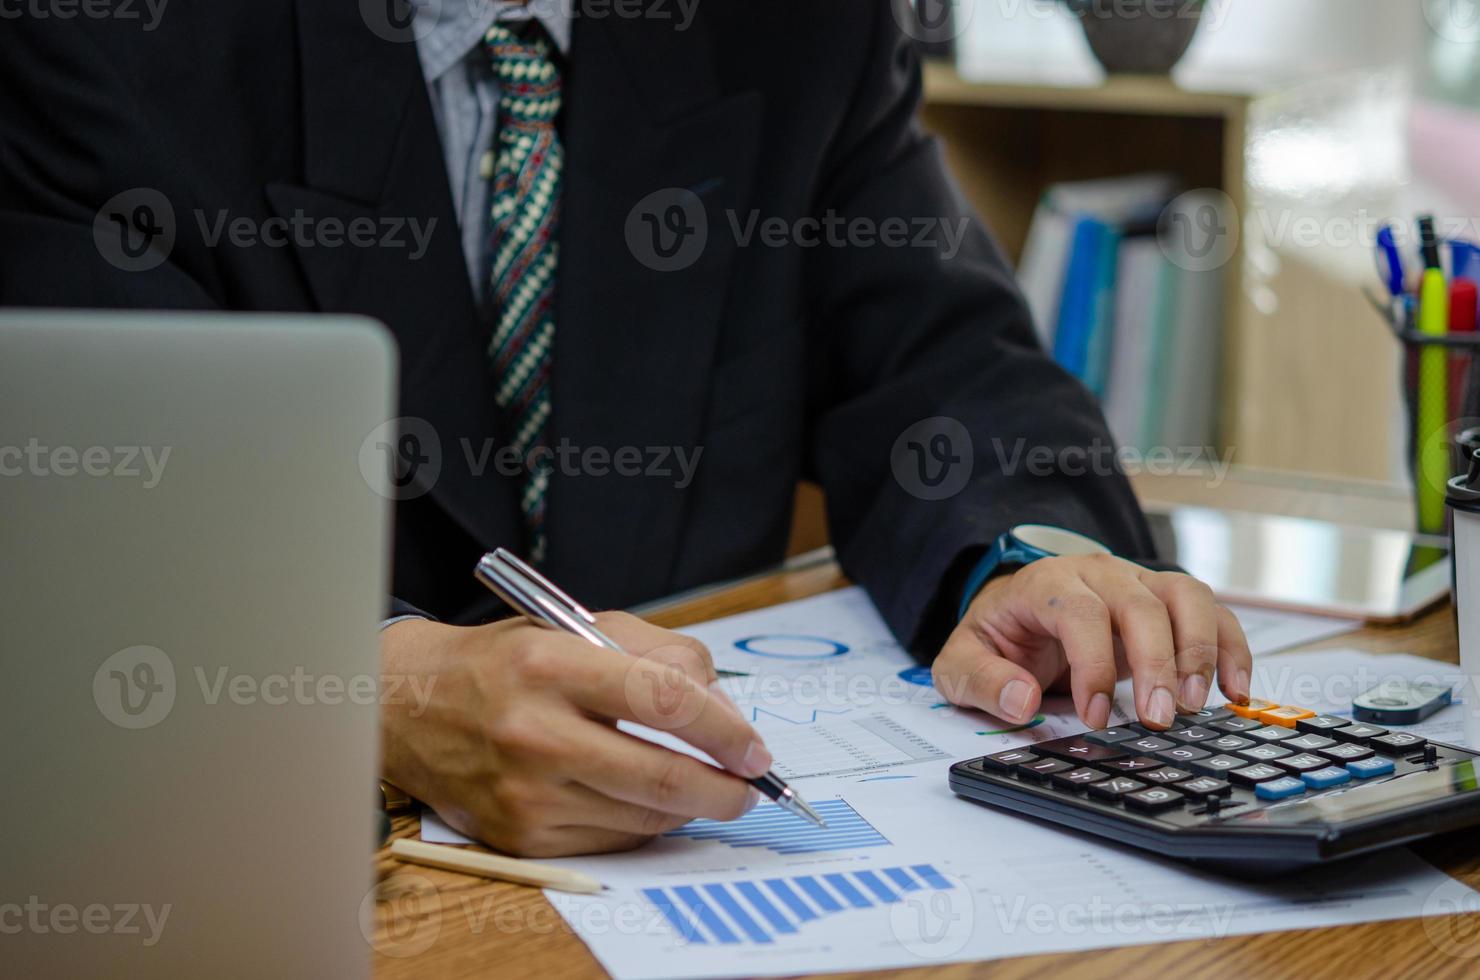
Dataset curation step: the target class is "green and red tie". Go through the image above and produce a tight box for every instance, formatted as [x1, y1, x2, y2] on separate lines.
[485, 22, 563, 563]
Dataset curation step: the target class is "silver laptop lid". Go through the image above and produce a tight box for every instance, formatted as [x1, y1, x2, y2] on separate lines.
[0, 311, 396, 977]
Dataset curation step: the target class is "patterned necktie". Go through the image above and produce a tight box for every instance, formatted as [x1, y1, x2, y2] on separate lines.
[485, 21, 563, 564]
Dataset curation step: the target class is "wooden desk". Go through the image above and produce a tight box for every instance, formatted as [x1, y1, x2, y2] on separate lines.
[370, 562, 1480, 980]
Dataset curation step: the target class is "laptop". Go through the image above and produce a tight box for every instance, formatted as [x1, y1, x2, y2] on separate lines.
[0, 311, 396, 977]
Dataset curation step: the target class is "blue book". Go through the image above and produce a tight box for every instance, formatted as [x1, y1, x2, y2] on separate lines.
[1051, 217, 1110, 384]
[1083, 226, 1122, 398]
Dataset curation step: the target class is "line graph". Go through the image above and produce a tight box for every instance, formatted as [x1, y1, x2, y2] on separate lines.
[749, 706, 855, 725]
[763, 713, 950, 780]
[664, 798, 889, 855]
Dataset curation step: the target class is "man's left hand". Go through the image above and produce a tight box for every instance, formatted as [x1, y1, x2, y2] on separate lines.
[932, 554, 1252, 731]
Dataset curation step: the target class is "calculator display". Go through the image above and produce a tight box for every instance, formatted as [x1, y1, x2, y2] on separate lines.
[1221, 759, 1480, 826]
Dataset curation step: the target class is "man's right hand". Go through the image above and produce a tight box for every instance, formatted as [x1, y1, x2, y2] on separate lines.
[379, 613, 769, 857]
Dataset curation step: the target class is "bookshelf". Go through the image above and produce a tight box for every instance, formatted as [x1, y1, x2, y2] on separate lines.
[918, 62, 1250, 457]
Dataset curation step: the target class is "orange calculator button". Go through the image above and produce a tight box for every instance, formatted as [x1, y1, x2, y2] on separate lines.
[1256, 705, 1316, 727]
[1227, 698, 1278, 719]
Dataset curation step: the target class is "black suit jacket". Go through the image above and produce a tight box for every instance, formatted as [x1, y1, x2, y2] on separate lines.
[0, 1, 1156, 654]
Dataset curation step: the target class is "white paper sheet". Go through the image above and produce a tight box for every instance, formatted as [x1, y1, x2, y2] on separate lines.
[543, 782, 1455, 980]
[1223, 602, 1358, 655]
[419, 590, 1473, 978]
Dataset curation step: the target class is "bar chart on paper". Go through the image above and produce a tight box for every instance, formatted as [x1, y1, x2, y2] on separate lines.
[664, 798, 889, 855]
[754, 712, 950, 780]
[639, 864, 956, 946]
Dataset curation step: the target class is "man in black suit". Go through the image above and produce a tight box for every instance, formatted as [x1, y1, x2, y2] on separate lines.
[0, 0, 1250, 855]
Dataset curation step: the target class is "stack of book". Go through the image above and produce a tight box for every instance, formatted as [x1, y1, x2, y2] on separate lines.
[1017, 174, 1224, 453]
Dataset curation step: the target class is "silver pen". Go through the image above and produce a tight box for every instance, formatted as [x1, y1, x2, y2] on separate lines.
[475, 548, 827, 829]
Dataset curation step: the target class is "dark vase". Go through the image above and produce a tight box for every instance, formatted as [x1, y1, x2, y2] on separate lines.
[1064, 0, 1205, 75]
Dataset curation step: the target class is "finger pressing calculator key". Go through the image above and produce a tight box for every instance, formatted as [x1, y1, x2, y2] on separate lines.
[950, 695, 1480, 875]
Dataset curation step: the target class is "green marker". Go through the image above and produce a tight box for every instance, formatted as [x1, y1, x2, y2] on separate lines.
[1417, 216, 1450, 535]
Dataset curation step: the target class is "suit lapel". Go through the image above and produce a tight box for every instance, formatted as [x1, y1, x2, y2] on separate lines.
[268, 1, 522, 553]
[545, 17, 764, 607]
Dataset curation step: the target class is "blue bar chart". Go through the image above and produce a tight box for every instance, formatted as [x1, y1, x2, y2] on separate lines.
[640, 865, 955, 946]
[664, 798, 889, 855]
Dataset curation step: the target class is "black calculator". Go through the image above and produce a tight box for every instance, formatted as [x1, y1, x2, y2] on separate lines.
[950, 699, 1480, 875]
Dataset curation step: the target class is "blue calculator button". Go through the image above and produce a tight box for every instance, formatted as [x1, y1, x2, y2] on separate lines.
[1346, 757, 1396, 779]
[1255, 777, 1307, 800]
[1301, 766, 1353, 790]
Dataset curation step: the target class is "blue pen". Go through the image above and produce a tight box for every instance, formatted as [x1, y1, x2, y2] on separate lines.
[1453, 240, 1480, 284]
[1375, 225, 1413, 327]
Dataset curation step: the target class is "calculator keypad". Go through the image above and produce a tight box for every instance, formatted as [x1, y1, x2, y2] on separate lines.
[1189, 754, 1246, 776]
[1295, 715, 1350, 734]
[1176, 707, 1233, 726]
[1033, 737, 1128, 763]
[1141, 766, 1193, 784]
[1336, 724, 1389, 744]
[965, 695, 1457, 833]
[1286, 734, 1337, 752]
[1157, 745, 1211, 764]
[982, 749, 1039, 772]
[1371, 732, 1426, 754]
[1100, 757, 1161, 774]
[1084, 727, 1140, 745]
[1318, 742, 1374, 763]
[1273, 753, 1330, 773]
[1178, 776, 1232, 798]
[1237, 744, 1292, 762]
[1086, 776, 1146, 800]
[1019, 758, 1074, 782]
[1227, 698, 1279, 719]
[1256, 705, 1315, 728]
[1052, 767, 1109, 789]
[1168, 726, 1220, 743]
[1255, 776, 1307, 800]
[1227, 763, 1286, 786]
[1347, 757, 1396, 778]
[1248, 726, 1297, 743]
[1301, 766, 1352, 790]
[1124, 787, 1184, 812]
